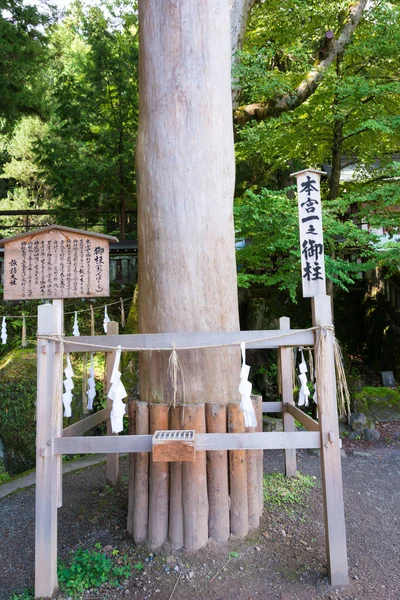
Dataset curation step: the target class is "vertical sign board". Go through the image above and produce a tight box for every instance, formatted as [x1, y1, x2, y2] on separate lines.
[291, 169, 327, 298]
[0, 225, 118, 300]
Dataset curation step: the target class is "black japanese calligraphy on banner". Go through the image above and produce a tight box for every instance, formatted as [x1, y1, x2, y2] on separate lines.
[292, 170, 327, 298]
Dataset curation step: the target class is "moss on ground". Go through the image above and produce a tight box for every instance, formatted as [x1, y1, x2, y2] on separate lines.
[353, 386, 400, 421]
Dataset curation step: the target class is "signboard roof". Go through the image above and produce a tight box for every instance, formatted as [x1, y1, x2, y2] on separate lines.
[0, 224, 118, 246]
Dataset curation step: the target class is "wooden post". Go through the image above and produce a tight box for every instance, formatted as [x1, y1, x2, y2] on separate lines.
[35, 302, 63, 599]
[228, 403, 248, 538]
[169, 405, 184, 549]
[255, 396, 264, 516]
[247, 396, 261, 529]
[205, 403, 229, 542]
[132, 401, 149, 544]
[279, 317, 297, 477]
[148, 404, 169, 549]
[312, 294, 348, 585]
[127, 401, 136, 535]
[106, 321, 120, 486]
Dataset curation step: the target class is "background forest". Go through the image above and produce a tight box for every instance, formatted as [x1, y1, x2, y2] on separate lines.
[0, 0, 400, 379]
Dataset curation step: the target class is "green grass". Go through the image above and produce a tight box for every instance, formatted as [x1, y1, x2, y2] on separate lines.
[263, 472, 316, 511]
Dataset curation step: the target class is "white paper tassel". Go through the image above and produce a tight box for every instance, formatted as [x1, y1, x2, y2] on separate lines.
[103, 305, 110, 333]
[1, 317, 7, 345]
[298, 349, 310, 407]
[239, 342, 257, 428]
[108, 345, 127, 433]
[72, 311, 80, 336]
[87, 353, 96, 410]
[62, 353, 74, 418]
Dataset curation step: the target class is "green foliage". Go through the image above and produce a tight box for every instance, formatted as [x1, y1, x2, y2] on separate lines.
[0, 461, 11, 483]
[9, 588, 34, 600]
[58, 545, 131, 597]
[263, 472, 316, 511]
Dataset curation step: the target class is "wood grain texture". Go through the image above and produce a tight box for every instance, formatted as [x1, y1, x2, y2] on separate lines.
[169, 406, 184, 550]
[254, 395, 264, 517]
[247, 396, 261, 529]
[182, 405, 209, 551]
[280, 317, 297, 477]
[127, 401, 136, 535]
[205, 403, 229, 543]
[228, 403, 248, 538]
[133, 401, 149, 544]
[312, 295, 348, 585]
[148, 404, 169, 549]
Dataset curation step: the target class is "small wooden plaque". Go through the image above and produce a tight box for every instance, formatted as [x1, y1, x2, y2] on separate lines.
[152, 430, 196, 462]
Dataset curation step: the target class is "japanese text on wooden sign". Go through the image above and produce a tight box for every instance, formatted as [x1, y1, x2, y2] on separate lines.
[3, 229, 110, 300]
[293, 170, 326, 298]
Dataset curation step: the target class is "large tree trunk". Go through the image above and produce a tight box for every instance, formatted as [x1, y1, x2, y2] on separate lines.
[135, 0, 242, 550]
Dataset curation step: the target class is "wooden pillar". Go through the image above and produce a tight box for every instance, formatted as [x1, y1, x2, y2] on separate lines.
[169, 405, 184, 549]
[132, 401, 149, 544]
[312, 294, 348, 585]
[106, 321, 120, 486]
[279, 317, 297, 477]
[35, 302, 63, 599]
[247, 396, 261, 529]
[228, 403, 248, 538]
[148, 404, 169, 549]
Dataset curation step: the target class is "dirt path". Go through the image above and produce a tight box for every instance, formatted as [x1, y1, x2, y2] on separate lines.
[1, 440, 399, 600]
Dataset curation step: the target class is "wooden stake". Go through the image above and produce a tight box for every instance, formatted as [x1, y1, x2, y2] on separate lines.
[247, 396, 261, 529]
[205, 403, 229, 542]
[312, 294, 348, 585]
[133, 401, 149, 544]
[169, 405, 184, 549]
[182, 404, 209, 551]
[148, 403, 169, 549]
[279, 317, 297, 477]
[228, 403, 248, 538]
[35, 303, 62, 599]
[106, 321, 120, 486]
[255, 396, 264, 517]
[127, 400, 136, 535]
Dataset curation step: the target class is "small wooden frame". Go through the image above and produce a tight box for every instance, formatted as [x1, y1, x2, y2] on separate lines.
[152, 430, 196, 462]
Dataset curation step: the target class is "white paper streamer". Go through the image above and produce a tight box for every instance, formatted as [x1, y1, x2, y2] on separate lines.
[72, 311, 80, 336]
[103, 305, 110, 333]
[1, 317, 7, 345]
[297, 349, 310, 407]
[108, 345, 127, 433]
[239, 342, 257, 428]
[62, 353, 74, 418]
[87, 353, 96, 410]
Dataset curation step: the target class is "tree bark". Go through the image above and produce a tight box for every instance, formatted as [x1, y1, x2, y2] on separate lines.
[136, 0, 240, 549]
[234, 0, 368, 124]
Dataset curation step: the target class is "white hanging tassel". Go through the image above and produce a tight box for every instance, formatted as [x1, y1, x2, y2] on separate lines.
[239, 342, 257, 428]
[21, 314, 27, 348]
[72, 311, 80, 336]
[62, 353, 74, 418]
[108, 345, 127, 433]
[1, 317, 7, 345]
[297, 349, 310, 407]
[103, 305, 110, 333]
[87, 353, 96, 410]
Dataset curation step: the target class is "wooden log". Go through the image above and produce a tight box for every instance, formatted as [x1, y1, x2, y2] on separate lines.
[148, 404, 169, 549]
[279, 317, 297, 477]
[205, 403, 229, 542]
[255, 396, 264, 517]
[169, 406, 184, 550]
[133, 401, 149, 544]
[182, 405, 209, 551]
[247, 396, 261, 529]
[285, 403, 320, 432]
[106, 321, 120, 486]
[312, 295, 348, 585]
[228, 403, 248, 538]
[127, 401, 136, 535]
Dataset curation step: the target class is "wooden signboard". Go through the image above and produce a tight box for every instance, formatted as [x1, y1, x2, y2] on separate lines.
[291, 169, 327, 298]
[0, 225, 118, 300]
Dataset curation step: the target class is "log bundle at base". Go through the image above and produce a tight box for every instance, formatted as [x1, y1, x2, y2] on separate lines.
[169, 405, 184, 550]
[246, 396, 262, 529]
[182, 404, 209, 551]
[148, 404, 169, 549]
[228, 402, 249, 538]
[205, 403, 229, 542]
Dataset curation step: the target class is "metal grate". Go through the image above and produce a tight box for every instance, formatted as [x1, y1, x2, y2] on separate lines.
[153, 430, 194, 441]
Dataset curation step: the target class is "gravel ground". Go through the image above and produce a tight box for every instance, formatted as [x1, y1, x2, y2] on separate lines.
[1, 426, 399, 600]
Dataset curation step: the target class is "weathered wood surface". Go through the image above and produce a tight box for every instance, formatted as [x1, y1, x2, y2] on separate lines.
[255, 396, 264, 516]
[62, 407, 110, 438]
[54, 431, 321, 454]
[63, 329, 315, 354]
[106, 321, 119, 487]
[247, 396, 261, 529]
[182, 405, 209, 551]
[35, 303, 62, 599]
[280, 317, 297, 477]
[126, 401, 136, 535]
[312, 294, 348, 585]
[148, 404, 169, 549]
[285, 403, 320, 432]
[169, 406, 184, 550]
[228, 403, 248, 538]
[205, 403, 229, 543]
[132, 401, 149, 544]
